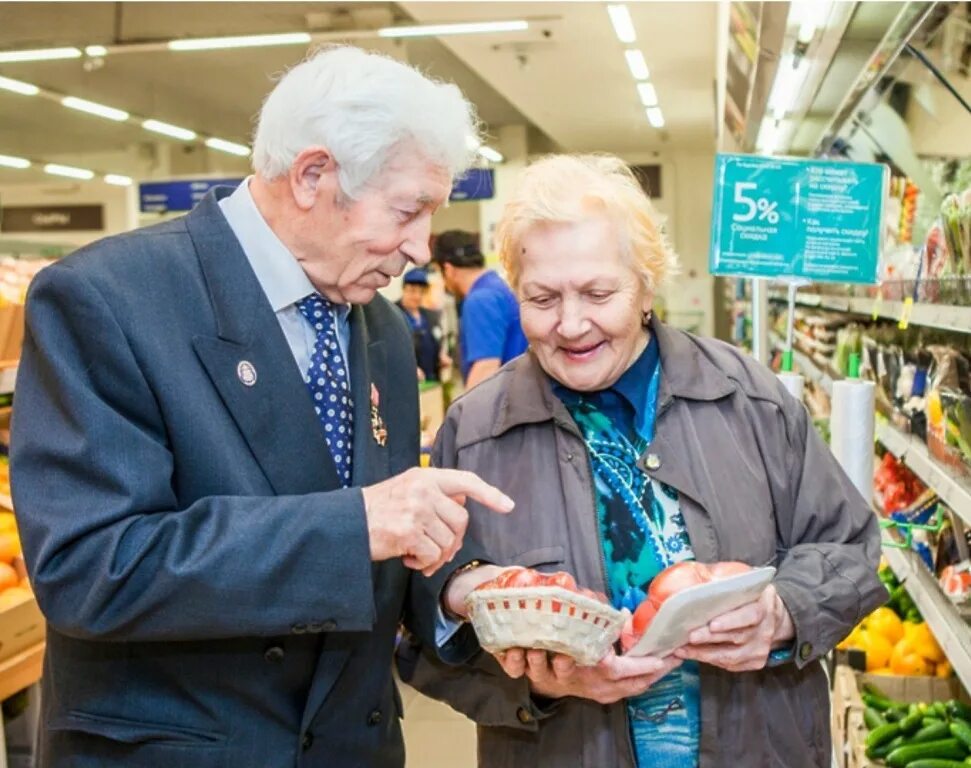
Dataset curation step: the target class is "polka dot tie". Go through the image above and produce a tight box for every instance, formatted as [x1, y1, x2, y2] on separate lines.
[296, 293, 353, 486]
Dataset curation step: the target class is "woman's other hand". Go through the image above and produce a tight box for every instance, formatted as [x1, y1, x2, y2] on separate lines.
[672, 584, 794, 672]
[493, 646, 681, 705]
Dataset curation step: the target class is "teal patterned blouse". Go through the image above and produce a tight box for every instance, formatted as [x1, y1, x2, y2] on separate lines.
[553, 336, 700, 768]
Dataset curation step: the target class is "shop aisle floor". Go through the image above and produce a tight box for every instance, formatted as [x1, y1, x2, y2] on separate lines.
[400, 681, 476, 767]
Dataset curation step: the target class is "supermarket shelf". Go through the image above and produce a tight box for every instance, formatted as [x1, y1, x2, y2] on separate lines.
[769, 292, 971, 334]
[876, 420, 971, 528]
[768, 331, 835, 396]
[881, 544, 971, 695]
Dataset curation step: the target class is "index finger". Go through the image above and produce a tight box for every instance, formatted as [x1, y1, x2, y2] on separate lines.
[427, 469, 515, 513]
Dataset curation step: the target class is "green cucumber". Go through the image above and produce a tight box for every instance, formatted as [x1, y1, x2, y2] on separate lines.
[865, 707, 889, 729]
[866, 722, 902, 750]
[912, 723, 955, 744]
[864, 691, 897, 711]
[950, 721, 971, 750]
[868, 735, 906, 760]
[886, 739, 968, 768]
[904, 760, 971, 767]
[900, 711, 927, 735]
[948, 701, 971, 722]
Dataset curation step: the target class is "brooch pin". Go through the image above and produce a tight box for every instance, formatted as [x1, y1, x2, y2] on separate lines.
[370, 383, 388, 447]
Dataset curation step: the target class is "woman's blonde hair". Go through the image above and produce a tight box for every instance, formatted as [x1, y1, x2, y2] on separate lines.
[496, 154, 679, 294]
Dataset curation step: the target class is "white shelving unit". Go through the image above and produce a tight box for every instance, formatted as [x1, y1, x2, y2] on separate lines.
[882, 543, 971, 694]
[768, 291, 971, 335]
[770, 325, 971, 689]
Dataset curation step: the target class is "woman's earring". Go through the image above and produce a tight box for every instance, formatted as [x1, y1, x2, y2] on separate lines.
[642, 310, 653, 327]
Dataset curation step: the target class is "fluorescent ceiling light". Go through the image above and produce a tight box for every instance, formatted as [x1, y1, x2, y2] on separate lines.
[477, 146, 504, 163]
[85, 45, 108, 57]
[607, 5, 636, 44]
[0, 47, 82, 63]
[767, 54, 810, 120]
[168, 32, 311, 51]
[0, 76, 39, 96]
[790, 1, 833, 45]
[756, 119, 783, 155]
[44, 163, 94, 180]
[379, 20, 528, 38]
[104, 174, 133, 186]
[624, 50, 650, 80]
[637, 83, 659, 107]
[645, 106, 665, 128]
[62, 96, 129, 122]
[465, 135, 482, 151]
[205, 137, 251, 157]
[142, 119, 197, 141]
[0, 154, 30, 170]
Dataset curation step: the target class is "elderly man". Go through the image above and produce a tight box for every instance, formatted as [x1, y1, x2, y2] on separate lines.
[11, 46, 511, 768]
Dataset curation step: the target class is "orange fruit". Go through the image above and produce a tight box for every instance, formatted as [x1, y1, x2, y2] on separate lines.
[0, 561, 18, 591]
[0, 586, 31, 609]
[0, 531, 21, 564]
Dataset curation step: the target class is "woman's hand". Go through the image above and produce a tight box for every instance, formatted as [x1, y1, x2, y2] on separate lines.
[493, 646, 681, 705]
[673, 584, 794, 672]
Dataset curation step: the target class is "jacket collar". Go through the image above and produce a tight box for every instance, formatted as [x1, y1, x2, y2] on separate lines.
[493, 317, 736, 437]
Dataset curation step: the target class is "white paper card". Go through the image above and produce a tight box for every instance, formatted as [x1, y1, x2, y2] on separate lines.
[624, 566, 776, 658]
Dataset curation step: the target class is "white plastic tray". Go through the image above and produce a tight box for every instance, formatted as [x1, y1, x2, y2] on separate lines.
[624, 566, 776, 658]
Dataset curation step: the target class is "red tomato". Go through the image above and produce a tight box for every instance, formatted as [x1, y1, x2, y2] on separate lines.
[501, 568, 545, 588]
[544, 571, 578, 591]
[630, 599, 658, 637]
[648, 561, 711, 602]
[473, 577, 500, 592]
[707, 561, 752, 580]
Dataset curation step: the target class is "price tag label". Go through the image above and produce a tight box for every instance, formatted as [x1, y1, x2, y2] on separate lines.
[898, 297, 914, 330]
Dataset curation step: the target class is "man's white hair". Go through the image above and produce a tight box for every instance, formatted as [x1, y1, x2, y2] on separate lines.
[253, 45, 480, 197]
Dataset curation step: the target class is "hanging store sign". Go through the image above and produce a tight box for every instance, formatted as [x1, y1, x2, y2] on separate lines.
[450, 168, 494, 201]
[139, 178, 244, 213]
[709, 153, 888, 284]
[1, 204, 104, 232]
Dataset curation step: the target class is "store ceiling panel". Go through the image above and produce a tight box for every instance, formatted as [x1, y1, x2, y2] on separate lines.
[0, 1, 718, 186]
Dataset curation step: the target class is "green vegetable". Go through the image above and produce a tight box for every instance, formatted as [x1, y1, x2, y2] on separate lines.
[951, 721, 971, 750]
[901, 710, 928, 735]
[864, 692, 897, 711]
[865, 707, 889, 729]
[869, 735, 907, 760]
[948, 702, 971, 722]
[866, 722, 902, 749]
[904, 760, 971, 768]
[886, 739, 968, 767]
[912, 723, 955, 744]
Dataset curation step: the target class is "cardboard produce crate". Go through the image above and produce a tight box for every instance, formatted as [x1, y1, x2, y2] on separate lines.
[832, 665, 971, 768]
[0, 589, 44, 663]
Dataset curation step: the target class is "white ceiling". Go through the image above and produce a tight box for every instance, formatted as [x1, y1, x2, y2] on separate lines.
[0, 1, 719, 186]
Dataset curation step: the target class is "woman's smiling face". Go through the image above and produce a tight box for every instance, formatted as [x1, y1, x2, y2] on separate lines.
[517, 216, 653, 392]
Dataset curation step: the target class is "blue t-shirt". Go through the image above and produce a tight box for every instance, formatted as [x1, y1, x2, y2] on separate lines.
[459, 270, 528, 380]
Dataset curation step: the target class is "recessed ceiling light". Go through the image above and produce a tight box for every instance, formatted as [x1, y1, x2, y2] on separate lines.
[142, 120, 197, 141]
[0, 47, 82, 63]
[205, 138, 251, 157]
[104, 174, 133, 186]
[62, 96, 129, 122]
[624, 50, 650, 81]
[379, 20, 529, 38]
[44, 163, 95, 180]
[0, 154, 31, 170]
[477, 146, 504, 163]
[637, 83, 658, 108]
[0, 76, 40, 96]
[645, 107, 665, 129]
[168, 33, 311, 51]
[607, 5, 636, 44]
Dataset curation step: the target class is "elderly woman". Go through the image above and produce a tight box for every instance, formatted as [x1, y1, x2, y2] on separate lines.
[398, 154, 884, 768]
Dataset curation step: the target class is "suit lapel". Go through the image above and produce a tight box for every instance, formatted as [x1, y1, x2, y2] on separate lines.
[186, 191, 341, 494]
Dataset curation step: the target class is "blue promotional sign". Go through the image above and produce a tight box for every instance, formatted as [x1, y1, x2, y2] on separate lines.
[709, 154, 887, 284]
[450, 168, 494, 201]
[139, 178, 244, 213]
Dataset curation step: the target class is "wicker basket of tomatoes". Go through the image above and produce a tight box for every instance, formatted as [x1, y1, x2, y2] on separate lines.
[465, 568, 624, 666]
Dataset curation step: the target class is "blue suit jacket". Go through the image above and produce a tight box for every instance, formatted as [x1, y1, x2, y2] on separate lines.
[11, 190, 423, 767]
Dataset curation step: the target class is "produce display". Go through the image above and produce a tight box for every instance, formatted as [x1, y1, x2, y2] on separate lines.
[838, 566, 954, 678]
[0, 507, 30, 609]
[858, 679, 971, 766]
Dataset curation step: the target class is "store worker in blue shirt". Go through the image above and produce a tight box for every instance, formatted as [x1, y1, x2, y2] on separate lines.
[434, 230, 528, 389]
[396, 267, 449, 382]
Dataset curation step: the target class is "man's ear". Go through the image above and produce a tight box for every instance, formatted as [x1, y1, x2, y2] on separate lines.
[289, 146, 338, 211]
